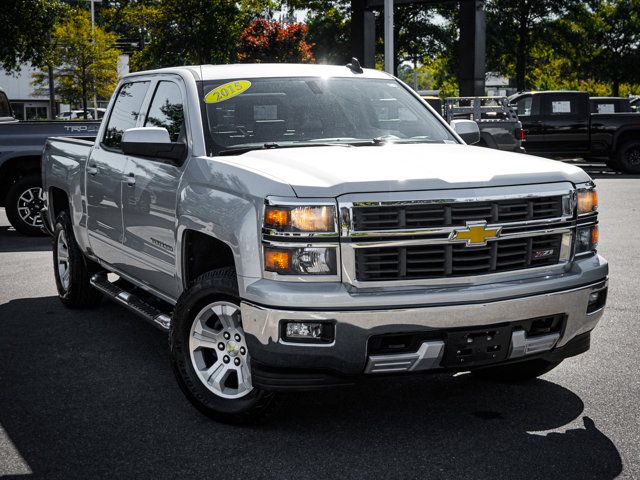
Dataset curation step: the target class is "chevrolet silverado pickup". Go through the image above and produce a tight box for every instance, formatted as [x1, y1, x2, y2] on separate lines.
[42, 64, 608, 423]
[509, 90, 640, 173]
[0, 86, 99, 235]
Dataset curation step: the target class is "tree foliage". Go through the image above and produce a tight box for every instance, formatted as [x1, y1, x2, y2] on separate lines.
[0, 0, 68, 71]
[33, 11, 121, 112]
[128, 0, 245, 71]
[237, 18, 315, 63]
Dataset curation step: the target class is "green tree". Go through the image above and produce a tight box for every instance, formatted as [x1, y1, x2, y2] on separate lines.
[33, 10, 121, 116]
[129, 0, 250, 70]
[0, 0, 68, 72]
[486, 0, 575, 91]
[571, 0, 640, 95]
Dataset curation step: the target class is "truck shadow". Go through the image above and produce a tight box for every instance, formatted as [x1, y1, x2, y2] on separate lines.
[0, 225, 50, 253]
[0, 296, 622, 480]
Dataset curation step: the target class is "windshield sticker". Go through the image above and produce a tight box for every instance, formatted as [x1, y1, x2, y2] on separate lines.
[205, 80, 251, 104]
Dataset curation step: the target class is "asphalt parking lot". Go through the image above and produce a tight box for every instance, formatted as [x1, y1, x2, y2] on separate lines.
[1, 166, 639, 480]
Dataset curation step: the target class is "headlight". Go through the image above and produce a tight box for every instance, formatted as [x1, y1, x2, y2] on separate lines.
[575, 225, 598, 254]
[577, 189, 598, 215]
[264, 246, 337, 275]
[264, 205, 336, 233]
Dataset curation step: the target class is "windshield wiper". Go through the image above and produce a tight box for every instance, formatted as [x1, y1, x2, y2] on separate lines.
[218, 141, 351, 156]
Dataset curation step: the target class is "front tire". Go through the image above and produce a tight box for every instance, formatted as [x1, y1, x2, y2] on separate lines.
[473, 358, 562, 383]
[53, 210, 102, 309]
[5, 174, 47, 236]
[170, 268, 273, 423]
[616, 141, 640, 174]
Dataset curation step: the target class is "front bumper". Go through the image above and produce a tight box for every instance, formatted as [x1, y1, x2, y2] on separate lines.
[241, 256, 608, 389]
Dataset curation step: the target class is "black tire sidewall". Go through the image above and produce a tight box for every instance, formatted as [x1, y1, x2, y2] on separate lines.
[170, 269, 272, 422]
[52, 211, 101, 308]
[5, 174, 46, 236]
[617, 141, 640, 174]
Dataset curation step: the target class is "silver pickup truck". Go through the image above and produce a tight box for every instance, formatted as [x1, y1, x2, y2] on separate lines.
[42, 64, 608, 423]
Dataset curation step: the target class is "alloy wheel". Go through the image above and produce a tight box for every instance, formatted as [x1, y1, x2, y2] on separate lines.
[17, 187, 44, 228]
[188, 301, 253, 399]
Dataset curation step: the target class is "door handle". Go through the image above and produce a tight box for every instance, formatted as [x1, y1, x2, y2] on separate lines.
[126, 172, 136, 186]
[87, 165, 98, 176]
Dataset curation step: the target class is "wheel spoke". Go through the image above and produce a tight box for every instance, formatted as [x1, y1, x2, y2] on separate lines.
[210, 364, 231, 392]
[20, 190, 34, 202]
[236, 361, 252, 391]
[212, 304, 237, 330]
[191, 330, 220, 350]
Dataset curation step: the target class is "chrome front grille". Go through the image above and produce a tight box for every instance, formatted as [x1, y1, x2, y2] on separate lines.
[339, 185, 575, 286]
[355, 233, 564, 281]
[352, 196, 564, 231]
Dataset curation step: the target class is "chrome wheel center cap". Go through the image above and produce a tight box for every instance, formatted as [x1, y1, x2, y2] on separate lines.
[226, 340, 239, 357]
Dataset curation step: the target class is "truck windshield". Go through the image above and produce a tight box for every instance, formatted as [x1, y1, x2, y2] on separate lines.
[201, 77, 456, 155]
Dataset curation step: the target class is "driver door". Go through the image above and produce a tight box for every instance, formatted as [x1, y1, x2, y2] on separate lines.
[120, 78, 188, 298]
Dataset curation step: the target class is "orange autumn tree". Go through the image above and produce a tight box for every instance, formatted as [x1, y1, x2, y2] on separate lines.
[237, 19, 315, 63]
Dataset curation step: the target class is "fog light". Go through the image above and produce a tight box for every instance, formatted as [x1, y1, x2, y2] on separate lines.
[286, 322, 323, 339]
[587, 288, 607, 314]
[282, 321, 335, 343]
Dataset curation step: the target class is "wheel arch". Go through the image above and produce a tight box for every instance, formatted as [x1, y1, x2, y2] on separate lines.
[612, 128, 640, 154]
[181, 230, 237, 291]
[0, 154, 42, 207]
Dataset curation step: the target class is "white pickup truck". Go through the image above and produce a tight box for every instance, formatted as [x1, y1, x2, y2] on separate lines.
[42, 63, 608, 423]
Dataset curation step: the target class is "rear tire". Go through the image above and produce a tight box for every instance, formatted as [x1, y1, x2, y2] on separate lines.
[170, 268, 274, 423]
[5, 174, 47, 236]
[53, 210, 102, 309]
[473, 359, 562, 383]
[616, 141, 640, 174]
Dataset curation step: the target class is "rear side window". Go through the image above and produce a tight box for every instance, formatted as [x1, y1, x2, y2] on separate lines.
[144, 81, 185, 142]
[103, 81, 150, 150]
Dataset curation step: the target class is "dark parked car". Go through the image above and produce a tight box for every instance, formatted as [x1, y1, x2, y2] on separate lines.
[510, 91, 640, 173]
[0, 95, 99, 234]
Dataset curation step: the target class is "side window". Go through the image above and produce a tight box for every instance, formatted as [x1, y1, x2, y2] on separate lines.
[515, 97, 533, 117]
[546, 95, 580, 116]
[0, 92, 12, 118]
[144, 81, 185, 142]
[102, 81, 150, 150]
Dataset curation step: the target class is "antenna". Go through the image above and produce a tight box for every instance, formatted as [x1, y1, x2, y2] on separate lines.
[346, 57, 363, 74]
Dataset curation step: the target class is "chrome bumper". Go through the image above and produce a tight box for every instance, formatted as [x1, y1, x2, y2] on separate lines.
[242, 279, 607, 376]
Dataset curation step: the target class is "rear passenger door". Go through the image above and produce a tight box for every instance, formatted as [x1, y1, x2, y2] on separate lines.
[540, 93, 589, 155]
[86, 80, 150, 266]
[120, 78, 188, 298]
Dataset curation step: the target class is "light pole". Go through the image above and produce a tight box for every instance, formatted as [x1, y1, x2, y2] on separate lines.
[384, 0, 394, 74]
[87, 0, 102, 118]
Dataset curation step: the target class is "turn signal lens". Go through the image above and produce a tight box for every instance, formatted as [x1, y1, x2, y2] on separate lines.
[264, 249, 291, 271]
[591, 225, 599, 248]
[576, 225, 598, 254]
[264, 205, 336, 233]
[577, 189, 598, 215]
[264, 246, 337, 275]
[264, 208, 290, 229]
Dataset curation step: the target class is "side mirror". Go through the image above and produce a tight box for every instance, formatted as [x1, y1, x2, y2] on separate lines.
[451, 119, 481, 145]
[122, 127, 187, 162]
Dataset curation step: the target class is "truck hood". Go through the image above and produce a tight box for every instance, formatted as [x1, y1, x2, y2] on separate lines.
[223, 143, 591, 197]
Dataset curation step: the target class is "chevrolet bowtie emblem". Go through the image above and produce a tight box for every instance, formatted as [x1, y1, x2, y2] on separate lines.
[451, 222, 502, 247]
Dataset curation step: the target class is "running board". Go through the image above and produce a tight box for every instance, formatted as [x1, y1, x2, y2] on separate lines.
[90, 273, 171, 332]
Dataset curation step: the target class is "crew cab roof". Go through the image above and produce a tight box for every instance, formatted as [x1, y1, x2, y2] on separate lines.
[123, 63, 393, 82]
